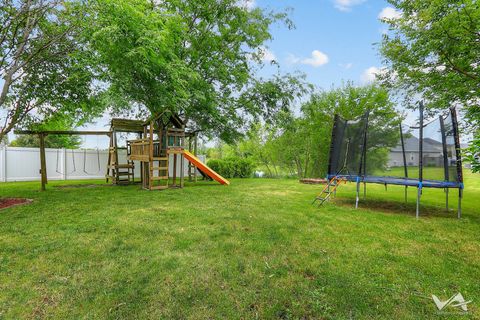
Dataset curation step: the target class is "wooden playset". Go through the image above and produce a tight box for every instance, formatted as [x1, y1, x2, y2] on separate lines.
[15, 111, 229, 191]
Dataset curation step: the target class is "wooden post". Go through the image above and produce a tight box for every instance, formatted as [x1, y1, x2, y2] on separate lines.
[139, 132, 143, 185]
[106, 132, 112, 183]
[194, 134, 198, 182]
[149, 121, 154, 190]
[39, 133, 47, 191]
[180, 152, 184, 188]
[173, 135, 177, 186]
[188, 136, 193, 182]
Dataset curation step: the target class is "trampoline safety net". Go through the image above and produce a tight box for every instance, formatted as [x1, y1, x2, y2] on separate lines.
[327, 107, 463, 189]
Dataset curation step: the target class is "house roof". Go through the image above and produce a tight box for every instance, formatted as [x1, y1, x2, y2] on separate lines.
[110, 118, 144, 132]
[143, 111, 185, 128]
[391, 136, 443, 153]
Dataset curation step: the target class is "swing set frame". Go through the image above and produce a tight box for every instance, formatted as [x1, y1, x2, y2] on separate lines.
[14, 130, 111, 191]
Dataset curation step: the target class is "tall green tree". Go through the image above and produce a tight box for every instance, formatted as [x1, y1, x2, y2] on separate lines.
[0, 0, 103, 142]
[378, 0, 480, 170]
[89, 0, 308, 143]
[230, 84, 399, 178]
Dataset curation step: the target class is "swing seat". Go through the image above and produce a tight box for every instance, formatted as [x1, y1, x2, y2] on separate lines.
[110, 164, 134, 169]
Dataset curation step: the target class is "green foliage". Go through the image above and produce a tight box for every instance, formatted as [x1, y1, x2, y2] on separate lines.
[379, 0, 480, 165]
[207, 157, 255, 178]
[0, 1, 103, 141]
[9, 135, 81, 149]
[465, 136, 480, 173]
[10, 117, 82, 149]
[88, 0, 308, 142]
[235, 83, 400, 178]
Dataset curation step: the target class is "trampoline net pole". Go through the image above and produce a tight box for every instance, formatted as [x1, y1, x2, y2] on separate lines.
[451, 107, 464, 186]
[458, 188, 462, 219]
[362, 111, 369, 201]
[446, 189, 449, 211]
[358, 111, 369, 177]
[450, 107, 464, 218]
[356, 178, 360, 209]
[400, 123, 408, 203]
[356, 111, 369, 209]
[416, 187, 421, 218]
[439, 115, 449, 211]
[416, 102, 424, 219]
[327, 114, 338, 177]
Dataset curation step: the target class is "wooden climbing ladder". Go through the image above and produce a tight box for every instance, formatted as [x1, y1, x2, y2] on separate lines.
[106, 129, 135, 184]
[313, 176, 347, 206]
[146, 120, 169, 190]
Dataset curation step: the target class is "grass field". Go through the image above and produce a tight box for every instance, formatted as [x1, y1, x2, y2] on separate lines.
[0, 173, 479, 319]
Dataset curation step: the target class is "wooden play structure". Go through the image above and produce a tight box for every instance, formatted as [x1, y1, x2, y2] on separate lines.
[15, 111, 229, 191]
[127, 112, 187, 190]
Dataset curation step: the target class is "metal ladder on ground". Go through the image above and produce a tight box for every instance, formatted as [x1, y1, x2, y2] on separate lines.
[312, 176, 346, 206]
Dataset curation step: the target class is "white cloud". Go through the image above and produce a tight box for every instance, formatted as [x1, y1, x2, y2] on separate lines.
[378, 7, 401, 20]
[301, 50, 329, 67]
[361, 66, 385, 83]
[286, 50, 329, 67]
[334, 0, 366, 12]
[339, 62, 353, 69]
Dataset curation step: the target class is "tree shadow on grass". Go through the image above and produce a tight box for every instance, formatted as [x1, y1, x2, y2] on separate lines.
[54, 184, 113, 189]
[332, 197, 462, 220]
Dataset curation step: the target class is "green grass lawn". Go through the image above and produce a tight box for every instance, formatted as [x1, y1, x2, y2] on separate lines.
[1, 173, 479, 319]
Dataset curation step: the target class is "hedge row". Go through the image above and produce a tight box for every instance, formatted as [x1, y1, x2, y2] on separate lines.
[206, 157, 255, 178]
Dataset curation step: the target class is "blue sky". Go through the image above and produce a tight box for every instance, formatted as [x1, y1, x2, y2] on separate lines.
[253, 0, 395, 89]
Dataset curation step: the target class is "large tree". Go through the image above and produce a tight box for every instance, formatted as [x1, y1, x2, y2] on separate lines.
[0, 0, 103, 142]
[230, 83, 400, 178]
[299, 83, 400, 177]
[89, 0, 307, 143]
[378, 0, 480, 170]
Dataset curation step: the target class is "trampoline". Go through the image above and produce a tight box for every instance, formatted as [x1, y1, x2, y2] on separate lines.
[327, 103, 464, 218]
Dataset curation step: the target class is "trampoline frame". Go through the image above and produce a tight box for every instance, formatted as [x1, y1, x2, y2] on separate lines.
[328, 103, 464, 218]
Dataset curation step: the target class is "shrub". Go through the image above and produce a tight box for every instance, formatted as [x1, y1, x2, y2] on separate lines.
[207, 157, 255, 178]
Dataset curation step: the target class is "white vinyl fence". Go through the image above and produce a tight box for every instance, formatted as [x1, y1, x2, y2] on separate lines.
[0, 145, 205, 182]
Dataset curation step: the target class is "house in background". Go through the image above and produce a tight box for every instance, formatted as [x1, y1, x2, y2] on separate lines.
[387, 136, 455, 168]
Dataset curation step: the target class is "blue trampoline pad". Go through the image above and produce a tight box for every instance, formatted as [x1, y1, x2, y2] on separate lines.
[328, 175, 462, 189]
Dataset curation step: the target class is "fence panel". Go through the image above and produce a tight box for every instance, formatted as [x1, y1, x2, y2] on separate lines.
[0, 145, 206, 182]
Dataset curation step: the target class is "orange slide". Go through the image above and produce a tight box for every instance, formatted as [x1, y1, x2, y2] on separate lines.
[184, 151, 230, 185]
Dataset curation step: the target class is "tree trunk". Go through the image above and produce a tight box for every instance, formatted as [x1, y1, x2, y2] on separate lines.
[295, 158, 303, 178]
[303, 153, 310, 178]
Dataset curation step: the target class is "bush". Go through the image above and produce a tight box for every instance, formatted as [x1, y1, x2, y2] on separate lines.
[207, 157, 255, 178]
